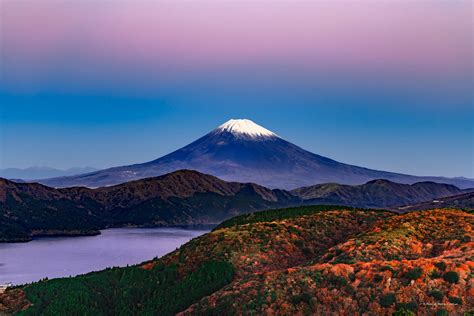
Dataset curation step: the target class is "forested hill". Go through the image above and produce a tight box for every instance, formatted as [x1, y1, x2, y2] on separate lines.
[2, 170, 471, 242]
[397, 191, 474, 212]
[1, 206, 472, 315]
[292, 179, 466, 208]
[0, 170, 298, 242]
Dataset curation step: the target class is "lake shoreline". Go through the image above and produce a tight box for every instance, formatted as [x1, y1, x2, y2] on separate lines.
[0, 227, 210, 285]
[0, 223, 218, 244]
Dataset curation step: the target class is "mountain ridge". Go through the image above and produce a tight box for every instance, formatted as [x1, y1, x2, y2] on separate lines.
[0, 166, 98, 180]
[292, 179, 469, 208]
[2, 169, 473, 242]
[36, 119, 474, 189]
[0, 170, 298, 242]
[397, 191, 474, 212]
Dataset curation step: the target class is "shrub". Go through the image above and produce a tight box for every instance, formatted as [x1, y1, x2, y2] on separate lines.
[434, 261, 447, 271]
[429, 270, 442, 279]
[311, 271, 323, 285]
[373, 274, 383, 283]
[348, 273, 356, 282]
[435, 310, 448, 316]
[405, 267, 423, 280]
[294, 240, 304, 248]
[332, 254, 355, 264]
[448, 296, 462, 305]
[396, 301, 418, 312]
[327, 275, 348, 288]
[381, 265, 395, 273]
[428, 290, 444, 301]
[291, 292, 312, 305]
[379, 293, 396, 308]
[344, 284, 355, 295]
[393, 308, 415, 316]
[443, 271, 459, 284]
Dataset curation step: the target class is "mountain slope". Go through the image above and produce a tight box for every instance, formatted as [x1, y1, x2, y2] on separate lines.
[38, 119, 474, 189]
[2, 171, 472, 241]
[3, 207, 472, 315]
[292, 179, 466, 208]
[0, 170, 298, 242]
[397, 191, 474, 212]
[0, 167, 97, 180]
[182, 208, 473, 316]
[0, 178, 104, 242]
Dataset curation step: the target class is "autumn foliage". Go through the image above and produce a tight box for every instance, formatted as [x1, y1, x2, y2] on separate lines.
[1, 207, 472, 315]
[178, 209, 473, 315]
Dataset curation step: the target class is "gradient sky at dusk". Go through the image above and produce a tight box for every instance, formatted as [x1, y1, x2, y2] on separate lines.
[0, 1, 473, 177]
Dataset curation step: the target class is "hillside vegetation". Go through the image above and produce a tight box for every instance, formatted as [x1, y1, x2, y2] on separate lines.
[292, 179, 466, 208]
[397, 192, 474, 213]
[0, 170, 297, 242]
[214, 205, 372, 229]
[2, 205, 472, 315]
[1, 170, 470, 242]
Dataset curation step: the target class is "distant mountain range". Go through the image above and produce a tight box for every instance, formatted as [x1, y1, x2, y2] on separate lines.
[37, 119, 474, 189]
[293, 179, 471, 209]
[1, 169, 471, 242]
[396, 191, 474, 212]
[0, 166, 98, 180]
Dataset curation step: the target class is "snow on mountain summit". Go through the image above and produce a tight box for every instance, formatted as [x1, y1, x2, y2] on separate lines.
[38, 117, 474, 190]
[215, 119, 278, 139]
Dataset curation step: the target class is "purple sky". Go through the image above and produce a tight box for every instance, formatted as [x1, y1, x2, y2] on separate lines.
[0, 1, 473, 177]
[2, 1, 471, 98]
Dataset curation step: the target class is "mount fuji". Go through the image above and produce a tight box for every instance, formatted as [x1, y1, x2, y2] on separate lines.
[39, 119, 474, 189]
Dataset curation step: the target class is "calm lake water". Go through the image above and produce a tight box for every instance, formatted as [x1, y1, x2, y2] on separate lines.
[0, 227, 211, 285]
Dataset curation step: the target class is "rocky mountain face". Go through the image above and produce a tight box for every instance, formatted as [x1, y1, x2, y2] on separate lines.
[4, 206, 472, 315]
[37, 119, 474, 190]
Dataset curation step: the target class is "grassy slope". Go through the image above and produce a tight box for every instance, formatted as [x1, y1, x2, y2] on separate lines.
[1, 205, 473, 315]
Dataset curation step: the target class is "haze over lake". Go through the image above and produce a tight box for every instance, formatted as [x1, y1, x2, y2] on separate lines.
[0, 227, 210, 285]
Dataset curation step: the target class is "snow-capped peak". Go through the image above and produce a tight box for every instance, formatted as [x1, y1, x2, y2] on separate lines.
[216, 119, 278, 139]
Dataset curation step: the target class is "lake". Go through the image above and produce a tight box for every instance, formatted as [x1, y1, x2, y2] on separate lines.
[0, 226, 211, 285]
